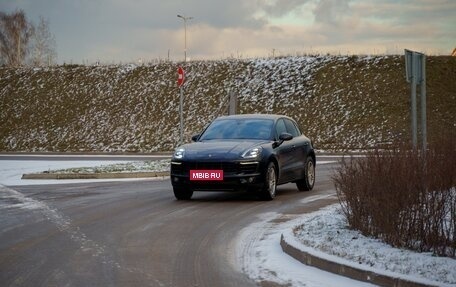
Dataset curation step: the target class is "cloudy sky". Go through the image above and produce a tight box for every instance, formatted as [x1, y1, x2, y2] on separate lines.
[1, 0, 455, 64]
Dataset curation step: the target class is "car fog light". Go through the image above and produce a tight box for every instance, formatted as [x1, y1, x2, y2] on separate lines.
[248, 177, 255, 183]
[173, 177, 179, 182]
[240, 179, 247, 184]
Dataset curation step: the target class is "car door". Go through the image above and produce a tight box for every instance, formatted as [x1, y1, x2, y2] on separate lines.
[274, 118, 296, 184]
[283, 118, 307, 181]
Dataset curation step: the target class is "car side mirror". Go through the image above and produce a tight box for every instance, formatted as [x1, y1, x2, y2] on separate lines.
[191, 134, 200, 142]
[273, 132, 293, 148]
[279, 133, 293, 141]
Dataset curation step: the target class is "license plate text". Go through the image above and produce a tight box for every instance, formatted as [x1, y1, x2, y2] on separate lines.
[190, 170, 224, 181]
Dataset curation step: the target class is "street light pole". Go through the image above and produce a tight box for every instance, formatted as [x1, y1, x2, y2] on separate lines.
[177, 14, 193, 62]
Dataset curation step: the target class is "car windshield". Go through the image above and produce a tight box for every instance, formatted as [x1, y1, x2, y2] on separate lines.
[199, 118, 274, 140]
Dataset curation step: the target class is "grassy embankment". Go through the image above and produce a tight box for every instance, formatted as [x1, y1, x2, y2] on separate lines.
[1, 55, 455, 152]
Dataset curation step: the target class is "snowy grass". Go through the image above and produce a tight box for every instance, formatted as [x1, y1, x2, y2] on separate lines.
[291, 205, 456, 285]
[1, 56, 455, 152]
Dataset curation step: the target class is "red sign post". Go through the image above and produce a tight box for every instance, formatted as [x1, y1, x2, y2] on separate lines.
[178, 66, 185, 146]
[177, 66, 185, 87]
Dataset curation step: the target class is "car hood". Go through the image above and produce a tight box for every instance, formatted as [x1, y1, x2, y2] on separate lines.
[181, 140, 268, 160]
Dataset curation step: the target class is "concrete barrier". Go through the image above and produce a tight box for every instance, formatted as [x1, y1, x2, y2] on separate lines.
[280, 234, 440, 287]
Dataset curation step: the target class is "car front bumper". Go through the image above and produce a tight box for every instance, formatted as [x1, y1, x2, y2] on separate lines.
[170, 160, 266, 192]
[171, 173, 264, 192]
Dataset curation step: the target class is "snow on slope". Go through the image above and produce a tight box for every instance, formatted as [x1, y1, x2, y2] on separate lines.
[0, 56, 402, 152]
[2, 56, 455, 152]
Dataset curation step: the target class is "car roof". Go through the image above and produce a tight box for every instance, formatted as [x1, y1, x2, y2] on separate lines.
[214, 114, 293, 121]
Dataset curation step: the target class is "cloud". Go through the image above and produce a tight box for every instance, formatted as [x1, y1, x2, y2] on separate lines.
[260, 0, 312, 17]
[313, 0, 351, 25]
[1, 0, 454, 63]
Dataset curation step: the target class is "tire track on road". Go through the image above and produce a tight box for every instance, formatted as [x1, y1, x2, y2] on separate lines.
[0, 184, 165, 287]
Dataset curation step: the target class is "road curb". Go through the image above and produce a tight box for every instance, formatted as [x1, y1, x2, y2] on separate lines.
[280, 234, 439, 287]
[22, 171, 169, 180]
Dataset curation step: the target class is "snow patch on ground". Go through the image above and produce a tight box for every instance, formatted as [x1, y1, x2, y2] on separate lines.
[236, 203, 456, 287]
[0, 185, 47, 211]
[45, 159, 171, 174]
[235, 208, 376, 286]
[0, 160, 150, 186]
[289, 205, 456, 286]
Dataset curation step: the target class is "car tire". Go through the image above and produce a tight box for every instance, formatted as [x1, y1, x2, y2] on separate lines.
[296, 157, 315, 191]
[173, 187, 193, 200]
[260, 162, 277, 200]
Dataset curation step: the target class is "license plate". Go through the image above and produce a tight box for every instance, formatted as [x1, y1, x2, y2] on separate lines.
[190, 170, 224, 181]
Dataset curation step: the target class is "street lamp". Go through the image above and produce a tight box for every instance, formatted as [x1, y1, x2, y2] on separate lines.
[177, 14, 193, 62]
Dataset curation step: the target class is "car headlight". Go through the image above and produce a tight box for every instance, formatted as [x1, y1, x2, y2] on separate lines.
[242, 147, 262, 159]
[174, 148, 185, 159]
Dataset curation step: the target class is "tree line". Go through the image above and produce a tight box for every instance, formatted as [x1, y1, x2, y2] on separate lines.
[0, 9, 57, 67]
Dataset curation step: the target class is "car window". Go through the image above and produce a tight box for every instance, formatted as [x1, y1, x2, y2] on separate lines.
[275, 119, 287, 139]
[284, 119, 301, 137]
[200, 119, 273, 140]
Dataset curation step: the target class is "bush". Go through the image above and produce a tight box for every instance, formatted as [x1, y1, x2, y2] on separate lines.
[334, 135, 456, 257]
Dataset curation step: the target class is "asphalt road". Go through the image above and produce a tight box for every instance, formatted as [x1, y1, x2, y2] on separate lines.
[0, 161, 340, 287]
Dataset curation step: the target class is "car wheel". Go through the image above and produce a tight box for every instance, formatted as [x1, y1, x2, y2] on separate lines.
[173, 187, 193, 200]
[296, 157, 315, 191]
[260, 162, 277, 200]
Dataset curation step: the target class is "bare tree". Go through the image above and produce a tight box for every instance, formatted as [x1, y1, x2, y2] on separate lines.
[30, 16, 57, 66]
[0, 10, 33, 66]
